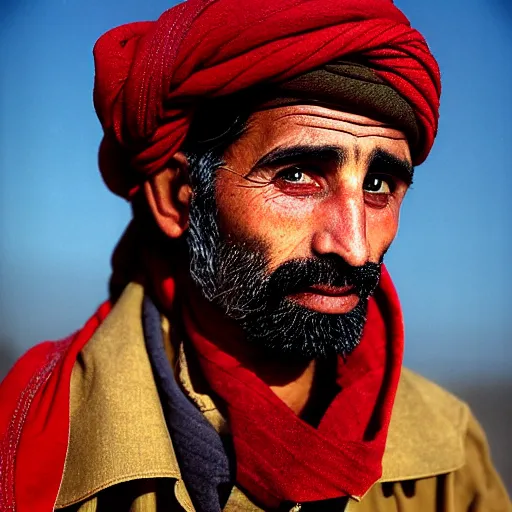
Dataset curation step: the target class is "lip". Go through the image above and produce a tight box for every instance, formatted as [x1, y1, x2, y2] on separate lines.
[307, 284, 355, 296]
[288, 285, 359, 314]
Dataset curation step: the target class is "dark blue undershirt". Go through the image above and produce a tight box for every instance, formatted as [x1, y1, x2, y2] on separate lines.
[142, 294, 234, 512]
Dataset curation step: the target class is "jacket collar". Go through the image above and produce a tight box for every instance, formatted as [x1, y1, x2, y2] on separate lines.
[56, 283, 468, 508]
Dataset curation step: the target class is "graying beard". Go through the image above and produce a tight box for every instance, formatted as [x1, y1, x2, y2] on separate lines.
[184, 150, 373, 360]
[187, 198, 269, 319]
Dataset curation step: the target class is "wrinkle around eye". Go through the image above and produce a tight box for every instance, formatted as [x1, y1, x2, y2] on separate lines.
[218, 165, 276, 189]
[237, 164, 324, 196]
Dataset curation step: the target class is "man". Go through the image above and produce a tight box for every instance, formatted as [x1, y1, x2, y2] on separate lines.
[0, 0, 510, 510]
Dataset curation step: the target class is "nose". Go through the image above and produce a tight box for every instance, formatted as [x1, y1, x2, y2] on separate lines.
[311, 191, 369, 267]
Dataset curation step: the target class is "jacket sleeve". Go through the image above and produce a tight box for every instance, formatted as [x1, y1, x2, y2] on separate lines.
[457, 411, 511, 511]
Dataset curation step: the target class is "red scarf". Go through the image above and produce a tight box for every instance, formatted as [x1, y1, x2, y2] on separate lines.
[156, 265, 403, 508]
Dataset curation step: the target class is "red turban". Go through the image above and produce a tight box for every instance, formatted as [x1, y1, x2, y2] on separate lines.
[93, 0, 441, 199]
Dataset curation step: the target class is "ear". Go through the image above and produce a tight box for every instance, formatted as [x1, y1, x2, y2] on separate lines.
[144, 152, 193, 239]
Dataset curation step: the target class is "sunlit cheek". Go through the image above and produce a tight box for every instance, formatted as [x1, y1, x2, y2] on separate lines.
[217, 186, 318, 255]
[251, 193, 318, 253]
[263, 191, 319, 216]
[365, 202, 401, 259]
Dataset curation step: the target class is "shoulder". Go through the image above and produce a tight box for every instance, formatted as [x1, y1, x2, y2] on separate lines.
[0, 337, 75, 512]
[0, 300, 112, 512]
[397, 367, 470, 430]
[382, 367, 470, 481]
[383, 368, 511, 508]
[0, 339, 71, 436]
[0, 299, 112, 434]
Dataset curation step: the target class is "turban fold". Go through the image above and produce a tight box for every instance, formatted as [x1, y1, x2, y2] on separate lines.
[93, 0, 441, 199]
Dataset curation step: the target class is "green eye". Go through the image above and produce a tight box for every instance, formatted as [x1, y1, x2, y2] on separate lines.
[272, 166, 321, 195]
[363, 175, 392, 194]
[275, 167, 316, 184]
[278, 168, 306, 182]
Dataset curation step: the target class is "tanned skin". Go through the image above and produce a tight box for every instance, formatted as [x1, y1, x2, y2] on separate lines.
[145, 105, 412, 416]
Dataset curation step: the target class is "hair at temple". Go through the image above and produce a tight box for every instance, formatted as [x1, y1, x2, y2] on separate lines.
[108, 95, 253, 301]
[130, 93, 252, 228]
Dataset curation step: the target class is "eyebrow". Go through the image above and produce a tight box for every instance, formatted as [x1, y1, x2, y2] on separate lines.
[253, 145, 347, 169]
[250, 144, 414, 185]
[368, 149, 414, 186]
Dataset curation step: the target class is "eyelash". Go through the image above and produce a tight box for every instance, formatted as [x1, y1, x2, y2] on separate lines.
[363, 173, 398, 193]
[272, 166, 322, 194]
[274, 165, 318, 177]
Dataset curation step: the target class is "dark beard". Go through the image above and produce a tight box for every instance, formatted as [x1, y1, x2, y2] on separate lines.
[185, 165, 381, 362]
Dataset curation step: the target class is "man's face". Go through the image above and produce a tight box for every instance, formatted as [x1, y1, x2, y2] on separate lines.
[185, 105, 412, 361]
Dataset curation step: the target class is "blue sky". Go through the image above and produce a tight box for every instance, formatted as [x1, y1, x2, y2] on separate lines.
[0, 0, 511, 385]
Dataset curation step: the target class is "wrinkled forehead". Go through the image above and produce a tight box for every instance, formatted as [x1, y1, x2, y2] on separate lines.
[187, 61, 418, 162]
[225, 104, 412, 168]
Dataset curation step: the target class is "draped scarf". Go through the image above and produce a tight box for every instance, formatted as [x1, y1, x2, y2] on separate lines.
[149, 265, 404, 509]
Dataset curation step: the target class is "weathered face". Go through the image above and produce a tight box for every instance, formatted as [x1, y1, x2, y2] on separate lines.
[185, 104, 412, 360]
[216, 106, 411, 307]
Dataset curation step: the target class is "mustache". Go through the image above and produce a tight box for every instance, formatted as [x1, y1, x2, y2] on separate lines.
[267, 257, 382, 301]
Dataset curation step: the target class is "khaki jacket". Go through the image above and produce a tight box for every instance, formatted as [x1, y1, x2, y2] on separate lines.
[55, 284, 511, 512]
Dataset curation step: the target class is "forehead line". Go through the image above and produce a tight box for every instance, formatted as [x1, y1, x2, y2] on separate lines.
[253, 104, 399, 131]
[246, 106, 409, 149]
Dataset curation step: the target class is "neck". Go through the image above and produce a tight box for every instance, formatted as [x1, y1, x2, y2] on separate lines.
[179, 274, 329, 415]
[267, 361, 317, 415]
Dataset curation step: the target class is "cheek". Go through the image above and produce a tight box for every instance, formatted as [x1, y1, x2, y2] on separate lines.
[365, 201, 401, 259]
[216, 179, 316, 256]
